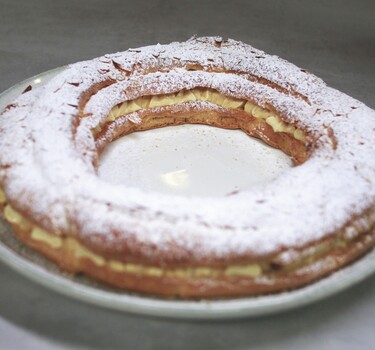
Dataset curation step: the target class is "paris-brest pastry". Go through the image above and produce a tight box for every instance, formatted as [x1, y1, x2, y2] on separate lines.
[1, 37, 375, 298]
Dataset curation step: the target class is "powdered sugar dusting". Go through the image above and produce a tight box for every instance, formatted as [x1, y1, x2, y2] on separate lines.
[1, 37, 375, 264]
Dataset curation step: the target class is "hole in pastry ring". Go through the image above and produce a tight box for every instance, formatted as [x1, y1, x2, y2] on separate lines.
[1, 36, 375, 298]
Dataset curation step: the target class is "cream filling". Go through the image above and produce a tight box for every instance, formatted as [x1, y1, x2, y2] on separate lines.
[2, 203, 358, 279]
[31, 227, 63, 250]
[3, 204, 262, 278]
[3, 197, 368, 282]
[97, 88, 306, 142]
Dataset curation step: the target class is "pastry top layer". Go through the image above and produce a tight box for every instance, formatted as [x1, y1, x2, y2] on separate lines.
[1, 36, 375, 266]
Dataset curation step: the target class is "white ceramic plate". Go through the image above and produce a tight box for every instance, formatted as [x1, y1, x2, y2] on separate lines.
[0, 68, 375, 319]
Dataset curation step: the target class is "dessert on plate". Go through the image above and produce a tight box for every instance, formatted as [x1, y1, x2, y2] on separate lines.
[1, 36, 375, 298]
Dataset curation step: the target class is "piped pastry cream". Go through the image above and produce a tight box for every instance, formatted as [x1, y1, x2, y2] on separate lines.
[31, 227, 63, 249]
[3, 203, 265, 278]
[2, 202, 372, 284]
[1, 37, 375, 298]
[4, 205, 31, 231]
[99, 88, 306, 143]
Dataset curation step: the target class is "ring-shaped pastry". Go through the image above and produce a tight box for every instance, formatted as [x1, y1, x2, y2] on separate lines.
[1, 37, 375, 298]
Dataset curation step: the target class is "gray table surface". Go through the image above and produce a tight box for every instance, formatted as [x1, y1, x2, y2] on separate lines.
[0, 0, 374, 349]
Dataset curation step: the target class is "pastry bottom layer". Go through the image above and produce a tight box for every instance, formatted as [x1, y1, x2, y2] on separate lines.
[3, 203, 375, 298]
